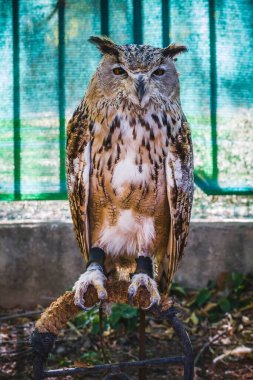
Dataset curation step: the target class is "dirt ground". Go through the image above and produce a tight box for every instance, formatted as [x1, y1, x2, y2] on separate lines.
[1, 274, 253, 380]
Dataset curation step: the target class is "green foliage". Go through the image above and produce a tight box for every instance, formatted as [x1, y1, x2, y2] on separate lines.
[170, 282, 186, 298]
[188, 272, 253, 323]
[218, 297, 231, 313]
[230, 272, 246, 293]
[73, 303, 138, 334]
[79, 351, 101, 365]
[71, 272, 252, 332]
[74, 309, 100, 334]
[194, 288, 212, 308]
[109, 304, 138, 330]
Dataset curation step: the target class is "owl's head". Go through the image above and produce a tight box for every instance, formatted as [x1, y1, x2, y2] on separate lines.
[88, 36, 187, 109]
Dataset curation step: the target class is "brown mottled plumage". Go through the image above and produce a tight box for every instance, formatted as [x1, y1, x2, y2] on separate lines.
[66, 37, 193, 306]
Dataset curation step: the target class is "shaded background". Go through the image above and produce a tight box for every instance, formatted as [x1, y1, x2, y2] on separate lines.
[0, 3, 253, 379]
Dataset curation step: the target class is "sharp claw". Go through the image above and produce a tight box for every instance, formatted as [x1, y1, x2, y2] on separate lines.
[76, 300, 96, 312]
[98, 291, 107, 300]
[128, 287, 136, 305]
[128, 274, 161, 309]
[141, 299, 157, 311]
[97, 290, 108, 309]
[142, 293, 161, 311]
[74, 286, 107, 312]
[96, 296, 105, 308]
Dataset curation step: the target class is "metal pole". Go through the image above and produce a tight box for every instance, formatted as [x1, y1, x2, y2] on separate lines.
[165, 308, 194, 380]
[12, 0, 21, 200]
[138, 309, 146, 380]
[208, 0, 218, 182]
[31, 306, 193, 379]
[133, 0, 143, 44]
[58, 0, 66, 194]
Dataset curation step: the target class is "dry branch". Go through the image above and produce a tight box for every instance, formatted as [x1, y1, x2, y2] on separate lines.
[35, 280, 151, 335]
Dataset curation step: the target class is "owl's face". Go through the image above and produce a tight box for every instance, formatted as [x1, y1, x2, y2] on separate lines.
[89, 37, 187, 109]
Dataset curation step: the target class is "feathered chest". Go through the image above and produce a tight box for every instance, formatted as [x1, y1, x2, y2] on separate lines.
[89, 106, 181, 206]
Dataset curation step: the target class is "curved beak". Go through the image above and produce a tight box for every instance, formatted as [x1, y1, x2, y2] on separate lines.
[137, 78, 145, 101]
[136, 76, 146, 102]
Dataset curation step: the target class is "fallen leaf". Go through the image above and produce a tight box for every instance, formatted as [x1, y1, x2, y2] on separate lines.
[213, 345, 252, 363]
[74, 361, 92, 368]
[190, 312, 199, 325]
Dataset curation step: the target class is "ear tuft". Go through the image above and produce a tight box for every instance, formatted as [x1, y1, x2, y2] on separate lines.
[162, 44, 188, 59]
[88, 36, 120, 57]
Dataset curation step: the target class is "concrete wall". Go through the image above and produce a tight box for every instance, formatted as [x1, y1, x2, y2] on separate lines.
[0, 221, 252, 308]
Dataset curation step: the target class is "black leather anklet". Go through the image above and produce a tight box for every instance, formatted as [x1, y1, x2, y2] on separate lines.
[86, 247, 105, 270]
[131, 256, 154, 279]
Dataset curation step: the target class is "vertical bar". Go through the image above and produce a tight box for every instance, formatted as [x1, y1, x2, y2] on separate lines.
[208, 0, 218, 180]
[100, 0, 109, 36]
[162, 0, 170, 47]
[58, 0, 66, 193]
[133, 0, 143, 44]
[165, 308, 194, 380]
[12, 0, 21, 200]
[138, 309, 146, 380]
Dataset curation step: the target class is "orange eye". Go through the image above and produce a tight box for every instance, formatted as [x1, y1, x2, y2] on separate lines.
[153, 68, 165, 76]
[113, 67, 126, 75]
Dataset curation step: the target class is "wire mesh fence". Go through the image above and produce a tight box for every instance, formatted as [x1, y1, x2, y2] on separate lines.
[0, 0, 253, 203]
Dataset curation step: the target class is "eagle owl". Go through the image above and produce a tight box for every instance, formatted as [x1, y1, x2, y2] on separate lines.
[66, 36, 194, 310]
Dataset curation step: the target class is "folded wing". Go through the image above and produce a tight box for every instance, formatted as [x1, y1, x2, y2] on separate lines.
[66, 103, 91, 262]
[165, 119, 194, 285]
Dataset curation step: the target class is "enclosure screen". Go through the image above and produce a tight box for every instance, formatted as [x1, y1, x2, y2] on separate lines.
[0, 0, 252, 200]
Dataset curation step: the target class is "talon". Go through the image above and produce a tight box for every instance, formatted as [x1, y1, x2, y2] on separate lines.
[98, 291, 107, 300]
[75, 300, 96, 312]
[128, 287, 136, 305]
[128, 273, 161, 309]
[141, 298, 158, 311]
[73, 268, 107, 311]
[129, 287, 135, 296]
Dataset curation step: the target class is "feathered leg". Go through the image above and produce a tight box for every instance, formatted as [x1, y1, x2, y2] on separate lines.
[73, 247, 107, 310]
[128, 255, 161, 309]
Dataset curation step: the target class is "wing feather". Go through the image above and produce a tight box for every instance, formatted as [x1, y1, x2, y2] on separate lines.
[66, 102, 91, 262]
[165, 119, 194, 284]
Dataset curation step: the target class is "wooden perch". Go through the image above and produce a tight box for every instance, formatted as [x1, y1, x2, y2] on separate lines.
[35, 280, 152, 335]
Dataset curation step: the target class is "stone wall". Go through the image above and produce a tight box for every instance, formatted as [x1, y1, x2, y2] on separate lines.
[0, 221, 252, 308]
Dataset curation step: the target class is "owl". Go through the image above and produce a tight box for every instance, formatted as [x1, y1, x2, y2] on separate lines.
[66, 36, 194, 310]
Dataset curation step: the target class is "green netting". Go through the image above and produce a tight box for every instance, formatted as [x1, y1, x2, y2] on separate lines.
[0, 0, 252, 201]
